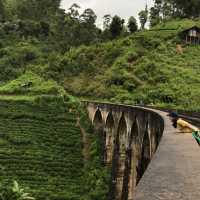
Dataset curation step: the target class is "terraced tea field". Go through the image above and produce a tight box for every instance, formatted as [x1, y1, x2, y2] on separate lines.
[0, 73, 109, 200]
[0, 97, 84, 199]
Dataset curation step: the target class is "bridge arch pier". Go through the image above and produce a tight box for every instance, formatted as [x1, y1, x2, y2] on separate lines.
[105, 112, 115, 164]
[85, 102, 164, 200]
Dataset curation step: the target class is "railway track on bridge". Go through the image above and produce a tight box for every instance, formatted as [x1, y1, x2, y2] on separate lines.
[140, 106, 200, 128]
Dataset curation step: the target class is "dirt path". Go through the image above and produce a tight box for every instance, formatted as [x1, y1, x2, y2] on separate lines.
[76, 117, 90, 161]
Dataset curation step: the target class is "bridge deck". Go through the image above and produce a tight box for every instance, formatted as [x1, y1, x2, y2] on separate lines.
[135, 110, 200, 200]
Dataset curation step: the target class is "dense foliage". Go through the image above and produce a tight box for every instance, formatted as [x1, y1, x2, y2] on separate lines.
[150, 0, 200, 27]
[57, 19, 200, 112]
[0, 0, 101, 52]
[0, 15, 200, 113]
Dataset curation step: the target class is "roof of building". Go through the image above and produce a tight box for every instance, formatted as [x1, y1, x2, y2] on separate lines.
[181, 26, 200, 33]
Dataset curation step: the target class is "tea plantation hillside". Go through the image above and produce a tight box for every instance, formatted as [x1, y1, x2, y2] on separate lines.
[0, 73, 109, 200]
[56, 19, 200, 112]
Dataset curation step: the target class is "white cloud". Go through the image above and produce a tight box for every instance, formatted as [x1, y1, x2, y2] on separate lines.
[61, 0, 154, 27]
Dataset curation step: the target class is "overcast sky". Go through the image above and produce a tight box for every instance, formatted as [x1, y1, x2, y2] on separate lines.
[61, 0, 154, 27]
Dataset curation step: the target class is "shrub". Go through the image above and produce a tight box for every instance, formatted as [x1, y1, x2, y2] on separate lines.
[0, 180, 35, 200]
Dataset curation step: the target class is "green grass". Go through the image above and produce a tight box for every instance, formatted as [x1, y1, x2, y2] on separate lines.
[0, 72, 65, 96]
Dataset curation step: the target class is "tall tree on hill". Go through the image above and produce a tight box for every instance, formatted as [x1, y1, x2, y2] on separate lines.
[103, 14, 112, 30]
[149, 0, 177, 27]
[175, 0, 200, 18]
[155, 0, 162, 15]
[68, 3, 80, 19]
[0, 0, 5, 21]
[138, 5, 148, 29]
[110, 15, 125, 38]
[80, 8, 97, 25]
[5, 0, 61, 21]
[149, 0, 164, 27]
[150, 0, 200, 23]
[64, 5, 100, 48]
[128, 16, 138, 33]
[102, 14, 112, 40]
[162, 1, 173, 19]
[80, 8, 100, 44]
[149, 6, 160, 27]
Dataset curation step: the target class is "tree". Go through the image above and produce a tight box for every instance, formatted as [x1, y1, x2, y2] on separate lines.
[80, 8, 97, 25]
[175, 0, 200, 18]
[149, 6, 161, 27]
[5, 0, 61, 21]
[110, 15, 125, 38]
[128, 16, 138, 33]
[68, 3, 80, 19]
[101, 14, 112, 40]
[79, 8, 99, 44]
[149, 0, 200, 21]
[162, 0, 174, 19]
[103, 14, 112, 30]
[138, 6, 148, 29]
[0, 0, 5, 21]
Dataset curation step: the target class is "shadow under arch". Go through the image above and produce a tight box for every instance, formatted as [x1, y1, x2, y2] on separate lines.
[149, 116, 164, 155]
[154, 119, 164, 150]
[137, 122, 151, 185]
[121, 118, 140, 200]
[113, 114, 128, 200]
[93, 108, 105, 163]
[93, 109, 103, 130]
[105, 112, 115, 164]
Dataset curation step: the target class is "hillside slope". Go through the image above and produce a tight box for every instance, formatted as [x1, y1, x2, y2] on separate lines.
[55, 19, 200, 112]
[1, 19, 199, 111]
[0, 73, 109, 200]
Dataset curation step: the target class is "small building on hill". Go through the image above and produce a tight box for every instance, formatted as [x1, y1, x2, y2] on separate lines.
[180, 26, 200, 45]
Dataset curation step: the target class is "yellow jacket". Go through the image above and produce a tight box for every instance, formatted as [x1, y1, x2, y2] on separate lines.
[177, 119, 199, 133]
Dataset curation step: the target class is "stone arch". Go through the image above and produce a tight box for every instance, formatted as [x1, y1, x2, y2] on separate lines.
[137, 122, 151, 184]
[105, 112, 115, 165]
[130, 119, 140, 143]
[115, 114, 128, 200]
[118, 115, 128, 152]
[93, 108, 105, 163]
[93, 109, 103, 129]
